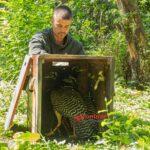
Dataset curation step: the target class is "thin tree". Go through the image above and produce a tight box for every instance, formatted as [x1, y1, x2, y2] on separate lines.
[116, 0, 147, 84]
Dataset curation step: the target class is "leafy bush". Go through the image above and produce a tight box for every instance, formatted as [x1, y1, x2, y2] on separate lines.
[0, 0, 55, 81]
[101, 112, 150, 148]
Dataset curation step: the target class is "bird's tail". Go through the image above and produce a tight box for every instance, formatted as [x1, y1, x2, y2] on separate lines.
[71, 117, 99, 140]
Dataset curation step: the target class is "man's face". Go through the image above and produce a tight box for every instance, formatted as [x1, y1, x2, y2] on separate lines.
[52, 17, 72, 42]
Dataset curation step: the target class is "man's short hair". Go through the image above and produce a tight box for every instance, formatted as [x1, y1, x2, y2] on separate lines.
[54, 5, 72, 20]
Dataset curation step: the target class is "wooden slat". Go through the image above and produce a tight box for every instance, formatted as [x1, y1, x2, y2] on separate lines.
[37, 56, 42, 133]
[31, 55, 38, 133]
[31, 55, 42, 133]
[37, 54, 113, 61]
[4, 55, 32, 130]
[105, 57, 115, 111]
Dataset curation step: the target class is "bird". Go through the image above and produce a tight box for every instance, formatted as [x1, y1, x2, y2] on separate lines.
[47, 86, 98, 140]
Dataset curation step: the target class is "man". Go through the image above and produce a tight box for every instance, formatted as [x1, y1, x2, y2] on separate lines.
[29, 5, 84, 55]
[28, 5, 85, 91]
[28, 6, 98, 140]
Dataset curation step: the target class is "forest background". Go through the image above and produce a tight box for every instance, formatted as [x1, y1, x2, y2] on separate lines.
[0, 0, 149, 149]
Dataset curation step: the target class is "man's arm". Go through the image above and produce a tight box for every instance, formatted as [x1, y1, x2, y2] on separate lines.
[28, 32, 48, 55]
[76, 42, 85, 55]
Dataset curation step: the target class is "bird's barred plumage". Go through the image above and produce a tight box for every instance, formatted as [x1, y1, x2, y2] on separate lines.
[50, 86, 98, 139]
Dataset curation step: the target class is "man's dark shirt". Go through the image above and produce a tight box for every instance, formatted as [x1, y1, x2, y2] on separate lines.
[29, 28, 84, 55]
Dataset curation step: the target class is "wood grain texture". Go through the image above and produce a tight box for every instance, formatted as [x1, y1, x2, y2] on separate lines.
[5, 55, 32, 130]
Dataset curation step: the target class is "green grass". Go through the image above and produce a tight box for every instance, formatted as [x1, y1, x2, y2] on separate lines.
[0, 80, 150, 150]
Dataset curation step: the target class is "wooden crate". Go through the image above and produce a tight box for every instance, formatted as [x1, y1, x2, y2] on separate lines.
[5, 54, 115, 136]
[27, 54, 115, 135]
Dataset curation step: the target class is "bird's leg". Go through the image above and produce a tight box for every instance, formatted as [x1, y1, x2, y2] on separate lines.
[69, 125, 77, 139]
[47, 111, 62, 137]
[72, 126, 77, 139]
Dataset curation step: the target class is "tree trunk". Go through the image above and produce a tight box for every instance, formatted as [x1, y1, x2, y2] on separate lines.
[116, 0, 147, 83]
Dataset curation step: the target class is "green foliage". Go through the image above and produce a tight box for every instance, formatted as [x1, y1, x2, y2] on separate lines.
[0, 0, 55, 81]
[0, 0, 123, 81]
[0, 143, 8, 150]
[0, 81, 149, 149]
[101, 112, 150, 147]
